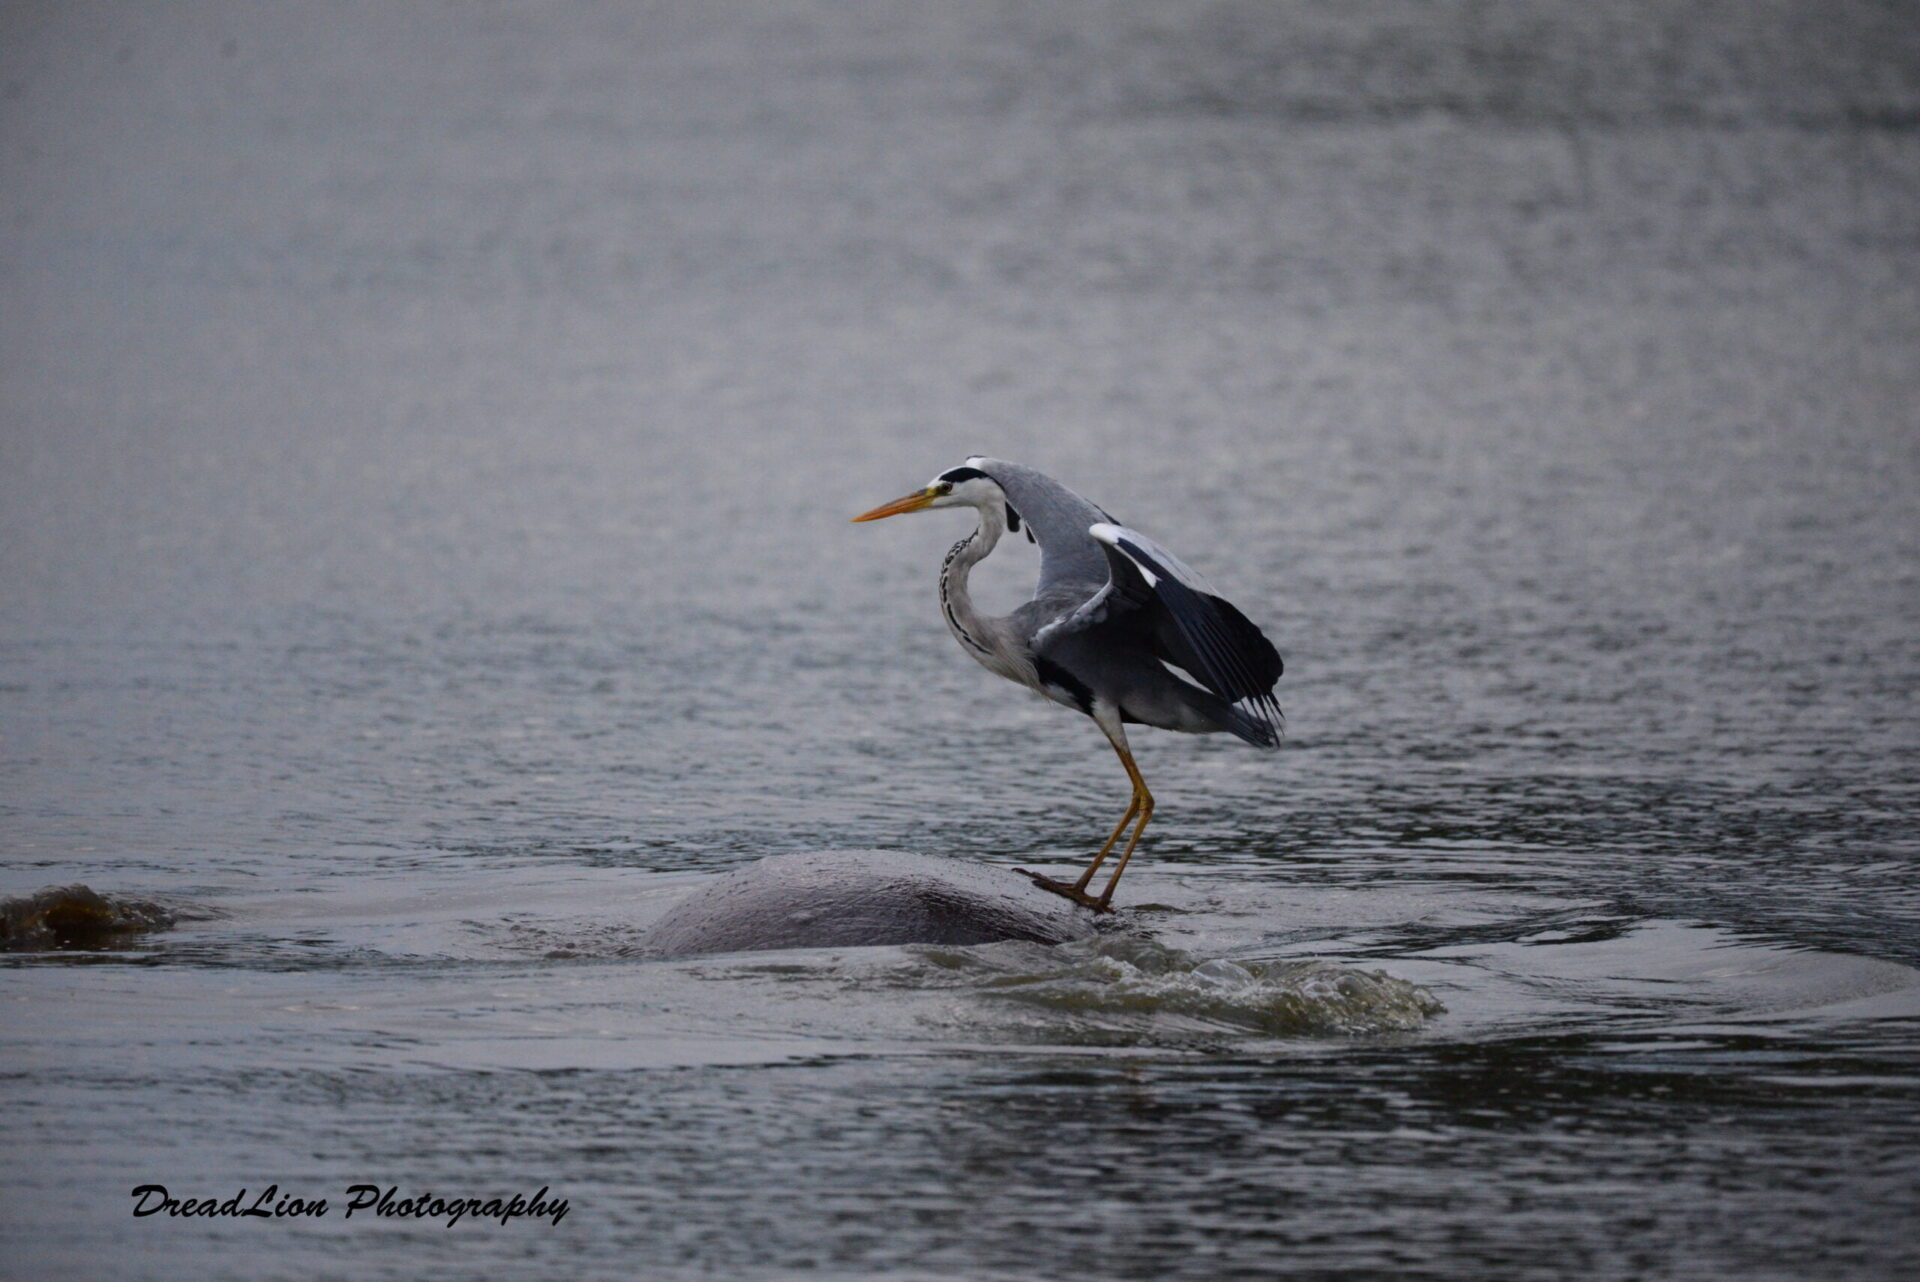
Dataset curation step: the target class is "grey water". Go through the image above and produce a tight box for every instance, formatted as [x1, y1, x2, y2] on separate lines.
[3, 2, 1919, 1278]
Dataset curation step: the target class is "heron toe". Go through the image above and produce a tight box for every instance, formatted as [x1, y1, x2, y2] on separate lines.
[1016, 869, 1117, 915]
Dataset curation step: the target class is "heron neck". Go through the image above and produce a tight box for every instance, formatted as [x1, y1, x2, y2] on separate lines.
[938, 504, 1005, 662]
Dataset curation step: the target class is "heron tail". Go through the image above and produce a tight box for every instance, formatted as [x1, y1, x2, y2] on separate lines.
[1219, 699, 1283, 749]
[1171, 683, 1282, 748]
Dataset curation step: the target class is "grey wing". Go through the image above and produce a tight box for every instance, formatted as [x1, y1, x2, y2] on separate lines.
[1038, 522, 1284, 738]
[969, 458, 1115, 597]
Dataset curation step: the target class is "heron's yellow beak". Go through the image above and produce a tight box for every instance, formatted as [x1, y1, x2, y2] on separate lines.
[851, 488, 938, 522]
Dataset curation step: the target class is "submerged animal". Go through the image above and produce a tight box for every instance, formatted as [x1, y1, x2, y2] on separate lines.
[853, 457, 1283, 911]
[643, 850, 1096, 957]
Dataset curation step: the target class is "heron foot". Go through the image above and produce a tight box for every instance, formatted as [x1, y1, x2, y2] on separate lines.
[1013, 869, 1115, 915]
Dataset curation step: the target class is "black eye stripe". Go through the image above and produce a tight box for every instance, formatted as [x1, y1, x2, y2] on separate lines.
[936, 466, 990, 484]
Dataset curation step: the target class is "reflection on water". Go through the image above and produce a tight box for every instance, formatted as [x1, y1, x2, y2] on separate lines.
[4, 1, 1919, 1278]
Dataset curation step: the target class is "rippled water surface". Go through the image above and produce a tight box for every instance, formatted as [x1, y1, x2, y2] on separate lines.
[4, 3, 1919, 1279]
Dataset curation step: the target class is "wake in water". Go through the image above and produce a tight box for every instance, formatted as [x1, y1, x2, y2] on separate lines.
[911, 931, 1445, 1040]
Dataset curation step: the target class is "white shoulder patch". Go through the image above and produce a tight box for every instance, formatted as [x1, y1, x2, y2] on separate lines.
[1089, 522, 1216, 593]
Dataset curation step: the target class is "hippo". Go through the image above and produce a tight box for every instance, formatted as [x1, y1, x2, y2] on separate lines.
[643, 850, 1100, 957]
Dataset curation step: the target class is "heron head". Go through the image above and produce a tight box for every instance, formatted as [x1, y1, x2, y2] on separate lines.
[851, 462, 1006, 523]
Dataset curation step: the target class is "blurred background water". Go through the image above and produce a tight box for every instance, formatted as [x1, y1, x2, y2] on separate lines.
[2, 3, 1918, 1278]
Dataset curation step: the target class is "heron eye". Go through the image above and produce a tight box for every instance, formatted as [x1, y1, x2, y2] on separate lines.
[936, 482, 954, 495]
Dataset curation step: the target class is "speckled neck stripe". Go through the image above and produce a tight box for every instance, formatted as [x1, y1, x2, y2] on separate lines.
[939, 531, 992, 657]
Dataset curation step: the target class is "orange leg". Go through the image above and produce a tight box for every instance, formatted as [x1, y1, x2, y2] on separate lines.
[1022, 729, 1154, 913]
[1073, 785, 1141, 894]
[1083, 738, 1152, 907]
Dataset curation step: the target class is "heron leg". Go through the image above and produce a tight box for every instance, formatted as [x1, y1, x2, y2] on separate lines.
[1020, 715, 1152, 914]
[1078, 736, 1151, 906]
[1094, 779, 1153, 909]
[1073, 787, 1141, 894]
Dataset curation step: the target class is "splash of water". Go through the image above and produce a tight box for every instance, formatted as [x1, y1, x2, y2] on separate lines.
[915, 931, 1444, 1037]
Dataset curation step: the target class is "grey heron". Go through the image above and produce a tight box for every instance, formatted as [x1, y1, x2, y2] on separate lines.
[853, 457, 1283, 912]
